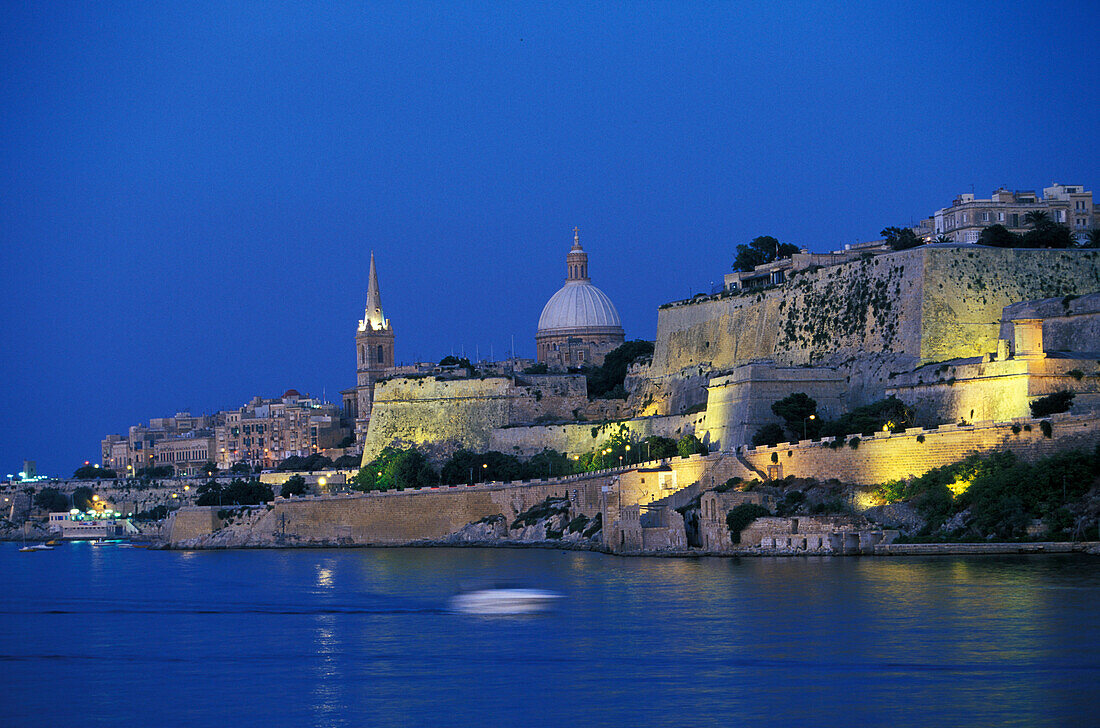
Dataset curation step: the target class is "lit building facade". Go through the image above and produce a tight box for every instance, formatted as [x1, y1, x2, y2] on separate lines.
[921, 183, 1094, 243]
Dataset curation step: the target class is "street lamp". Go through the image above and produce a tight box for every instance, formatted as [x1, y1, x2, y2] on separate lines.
[803, 414, 817, 439]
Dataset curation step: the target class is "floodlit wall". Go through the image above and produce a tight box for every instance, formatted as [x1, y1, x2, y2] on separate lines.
[741, 413, 1100, 486]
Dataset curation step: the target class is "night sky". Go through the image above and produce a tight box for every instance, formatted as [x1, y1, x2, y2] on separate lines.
[3, 1, 1099, 476]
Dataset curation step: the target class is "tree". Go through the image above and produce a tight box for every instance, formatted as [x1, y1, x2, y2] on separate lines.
[229, 462, 252, 474]
[196, 478, 273, 506]
[280, 474, 308, 497]
[332, 454, 361, 469]
[771, 392, 821, 439]
[523, 362, 549, 375]
[1085, 229, 1100, 248]
[73, 464, 116, 480]
[1024, 210, 1051, 229]
[821, 396, 912, 437]
[199, 461, 219, 477]
[34, 487, 69, 512]
[71, 486, 95, 511]
[733, 236, 800, 272]
[977, 224, 1020, 248]
[1030, 391, 1074, 418]
[677, 434, 708, 456]
[640, 435, 679, 460]
[881, 227, 924, 251]
[355, 447, 437, 491]
[726, 503, 772, 543]
[751, 423, 786, 448]
[584, 340, 654, 398]
[933, 234, 953, 244]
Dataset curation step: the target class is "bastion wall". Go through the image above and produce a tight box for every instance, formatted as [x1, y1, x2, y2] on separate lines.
[488, 412, 703, 457]
[741, 413, 1100, 486]
[361, 374, 589, 463]
[642, 247, 1100, 415]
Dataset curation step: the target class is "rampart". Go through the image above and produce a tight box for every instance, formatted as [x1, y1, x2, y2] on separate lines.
[489, 412, 703, 457]
[644, 246, 1100, 411]
[361, 374, 590, 463]
[741, 412, 1100, 486]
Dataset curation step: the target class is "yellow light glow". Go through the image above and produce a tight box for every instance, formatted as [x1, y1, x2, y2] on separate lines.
[92, 495, 99, 502]
[948, 478, 971, 497]
[318, 477, 327, 486]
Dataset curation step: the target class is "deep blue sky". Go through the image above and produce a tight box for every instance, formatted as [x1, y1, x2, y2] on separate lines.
[3, 1, 1099, 476]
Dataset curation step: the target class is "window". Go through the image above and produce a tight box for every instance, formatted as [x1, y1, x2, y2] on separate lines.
[981, 212, 989, 222]
[377, 345, 384, 364]
[998, 212, 1005, 221]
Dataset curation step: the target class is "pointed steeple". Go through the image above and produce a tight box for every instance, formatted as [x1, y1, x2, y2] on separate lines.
[360, 252, 388, 331]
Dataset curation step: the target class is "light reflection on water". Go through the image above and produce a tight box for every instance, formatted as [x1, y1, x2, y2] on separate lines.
[1, 546, 1097, 727]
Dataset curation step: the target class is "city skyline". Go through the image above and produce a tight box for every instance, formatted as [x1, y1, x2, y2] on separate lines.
[4, 1, 1100, 474]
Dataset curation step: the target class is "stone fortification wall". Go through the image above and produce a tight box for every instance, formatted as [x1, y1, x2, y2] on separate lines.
[362, 374, 589, 463]
[647, 247, 1100, 411]
[489, 413, 701, 457]
[888, 357, 1100, 426]
[1000, 291, 1100, 353]
[166, 452, 731, 548]
[741, 413, 1100, 486]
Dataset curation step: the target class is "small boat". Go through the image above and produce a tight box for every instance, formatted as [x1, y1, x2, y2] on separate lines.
[19, 543, 54, 552]
[450, 587, 561, 615]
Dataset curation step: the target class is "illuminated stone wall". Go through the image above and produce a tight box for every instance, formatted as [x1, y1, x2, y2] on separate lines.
[361, 374, 589, 463]
[741, 413, 1100, 486]
[646, 246, 1100, 415]
[488, 412, 703, 458]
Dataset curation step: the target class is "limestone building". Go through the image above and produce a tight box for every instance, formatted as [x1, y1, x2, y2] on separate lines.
[916, 183, 1094, 243]
[536, 229, 625, 369]
[354, 252, 394, 438]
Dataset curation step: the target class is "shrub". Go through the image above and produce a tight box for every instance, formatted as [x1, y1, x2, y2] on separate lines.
[771, 452, 779, 463]
[821, 396, 913, 437]
[726, 503, 771, 543]
[714, 477, 741, 493]
[775, 490, 805, 516]
[582, 512, 603, 538]
[848, 437, 860, 449]
[752, 423, 786, 448]
[916, 434, 926, 443]
[33, 487, 68, 512]
[677, 434, 708, 456]
[566, 515, 589, 534]
[1040, 420, 1053, 438]
[280, 475, 308, 497]
[1030, 391, 1074, 418]
[1068, 369, 1084, 381]
[1011, 424, 1021, 434]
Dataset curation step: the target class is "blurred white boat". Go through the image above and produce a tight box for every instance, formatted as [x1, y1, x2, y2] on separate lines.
[451, 588, 560, 615]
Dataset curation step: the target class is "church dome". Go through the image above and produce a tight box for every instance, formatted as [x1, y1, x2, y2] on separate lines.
[537, 280, 622, 331]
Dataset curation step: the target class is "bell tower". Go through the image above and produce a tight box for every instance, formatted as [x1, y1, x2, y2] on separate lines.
[355, 252, 395, 440]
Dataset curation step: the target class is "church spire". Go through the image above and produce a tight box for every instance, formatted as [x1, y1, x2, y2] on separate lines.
[361, 251, 388, 331]
[566, 227, 589, 281]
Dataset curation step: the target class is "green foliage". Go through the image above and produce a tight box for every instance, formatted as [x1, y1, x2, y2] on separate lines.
[713, 477, 742, 493]
[677, 434, 708, 457]
[916, 433, 926, 443]
[199, 461, 219, 477]
[1030, 391, 1074, 418]
[958, 451, 1095, 539]
[976, 219, 1076, 249]
[881, 226, 924, 251]
[523, 362, 549, 374]
[770, 392, 821, 439]
[821, 396, 912, 437]
[752, 423, 786, 448]
[582, 512, 603, 538]
[354, 447, 438, 491]
[229, 462, 252, 474]
[640, 435, 678, 460]
[136, 465, 174, 479]
[280, 474, 308, 497]
[276, 453, 334, 472]
[133, 504, 169, 521]
[584, 340, 654, 399]
[34, 487, 69, 512]
[71, 486, 95, 511]
[566, 515, 589, 534]
[1040, 420, 1053, 438]
[439, 355, 472, 368]
[195, 478, 274, 506]
[1068, 369, 1084, 380]
[733, 235, 800, 272]
[332, 454, 361, 469]
[848, 437, 860, 449]
[726, 503, 771, 543]
[1085, 228, 1100, 248]
[810, 499, 846, 515]
[73, 465, 117, 480]
[775, 490, 805, 516]
[976, 224, 1020, 248]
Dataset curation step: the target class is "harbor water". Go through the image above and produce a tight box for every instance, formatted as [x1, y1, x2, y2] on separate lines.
[3, 544, 1098, 727]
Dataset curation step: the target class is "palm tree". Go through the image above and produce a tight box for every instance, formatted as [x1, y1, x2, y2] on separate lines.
[1085, 228, 1100, 249]
[1024, 210, 1052, 229]
[934, 234, 953, 244]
